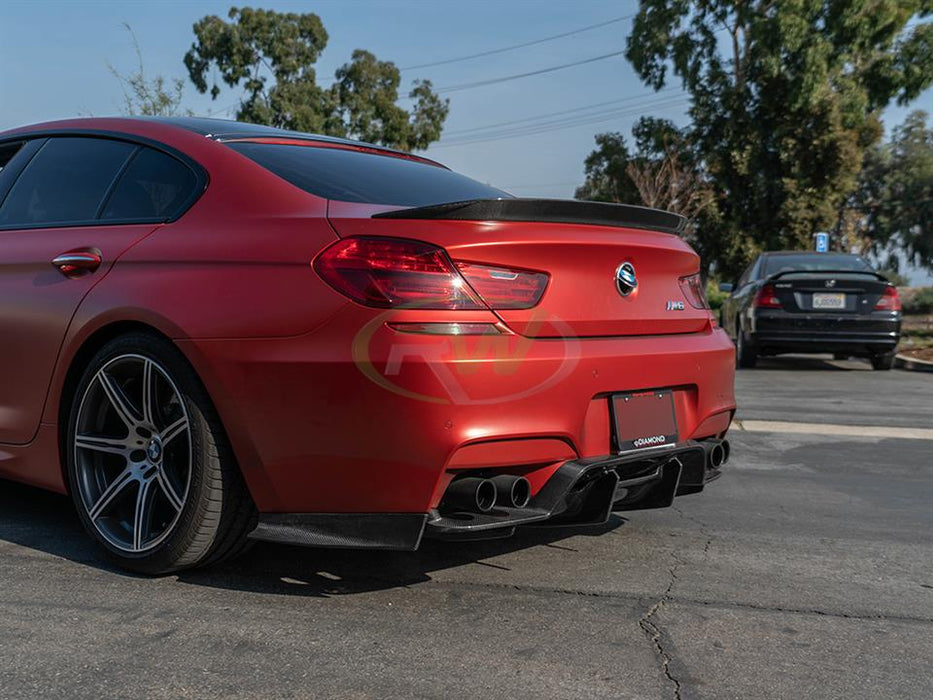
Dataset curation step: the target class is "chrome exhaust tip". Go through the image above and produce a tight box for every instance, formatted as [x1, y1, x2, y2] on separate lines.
[490, 475, 531, 509]
[443, 477, 498, 513]
[709, 442, 726, 469]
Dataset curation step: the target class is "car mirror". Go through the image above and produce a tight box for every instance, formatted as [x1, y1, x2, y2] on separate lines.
[719, 283, 734, 293]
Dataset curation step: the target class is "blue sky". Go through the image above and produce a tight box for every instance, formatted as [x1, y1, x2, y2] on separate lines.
[1, 0, 931, 282]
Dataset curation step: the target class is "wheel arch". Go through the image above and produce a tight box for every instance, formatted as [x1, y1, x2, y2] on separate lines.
[50, 311, 272, 510]
[55, 321, 177, 491]
[57, 321, 172, 426]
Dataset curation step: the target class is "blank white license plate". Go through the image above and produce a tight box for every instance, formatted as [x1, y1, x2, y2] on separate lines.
[812, 292, 845, 309]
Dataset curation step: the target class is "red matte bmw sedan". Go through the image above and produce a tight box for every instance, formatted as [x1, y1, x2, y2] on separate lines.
[0, 117, 736, 573]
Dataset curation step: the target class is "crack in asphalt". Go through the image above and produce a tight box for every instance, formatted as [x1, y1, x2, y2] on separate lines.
[638, 558, 683, 700]
[402, 579, 933, 625]
[637, 507, 714, 699]
[634, 505, 715, 700]
[678, 597, 933, 624]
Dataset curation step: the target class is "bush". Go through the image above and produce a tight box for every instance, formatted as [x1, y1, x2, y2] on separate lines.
[902, 287, 933, 315]
[707, 279, 729, 312]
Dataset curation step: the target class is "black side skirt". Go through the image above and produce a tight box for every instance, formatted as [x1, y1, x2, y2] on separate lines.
[249, 513, 428, 551]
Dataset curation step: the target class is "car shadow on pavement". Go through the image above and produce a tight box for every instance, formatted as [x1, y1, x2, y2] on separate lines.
[178, 523, 624, 598]
[747, 355, 870, 371]
[0, 478, 626, 595]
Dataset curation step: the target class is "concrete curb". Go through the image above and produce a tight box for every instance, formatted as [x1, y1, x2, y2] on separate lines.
[895, 353, 933, 373]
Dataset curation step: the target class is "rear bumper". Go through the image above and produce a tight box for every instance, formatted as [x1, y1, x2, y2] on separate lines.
[751, 309, 900, 355]
[178, 310, 736, 515]
[249, 440, 726, 549]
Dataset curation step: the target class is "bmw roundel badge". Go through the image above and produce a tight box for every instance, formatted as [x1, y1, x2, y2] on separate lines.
[616, 262, 638, 297]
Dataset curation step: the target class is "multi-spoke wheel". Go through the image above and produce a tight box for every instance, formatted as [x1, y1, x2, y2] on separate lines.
[74, 354, 191, 553]
[66, 333, 256, 574]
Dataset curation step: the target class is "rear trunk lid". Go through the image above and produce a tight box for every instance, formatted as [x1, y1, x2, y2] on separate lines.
[327, 199, 712, 338]
[768, 271, 891, 314]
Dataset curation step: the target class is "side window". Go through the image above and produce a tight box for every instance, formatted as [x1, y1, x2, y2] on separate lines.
[0, 141, 24, 173]
[0, 141, 27, 203]
[0, 137, 135, 227]
[101, 147, 197, 221]
[0, 139, 44, 206]
[737, 262, 755, 288]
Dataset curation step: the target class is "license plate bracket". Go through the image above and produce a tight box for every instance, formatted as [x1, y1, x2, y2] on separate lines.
[611, 389, 678, 453]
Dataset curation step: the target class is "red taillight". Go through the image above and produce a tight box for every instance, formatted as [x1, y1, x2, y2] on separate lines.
[874, 286, 901, 311]
[456, 262, 548, 310]
[678, 273, 709, 309]
[313, 237, 548, 310]
[754, 284, 782, 309]
[314, 237, 485, 309]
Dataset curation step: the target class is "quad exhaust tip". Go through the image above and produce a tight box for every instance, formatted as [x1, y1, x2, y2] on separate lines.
[443, 477, 498, 513]
[490, 475, 531, 509]
[442, 474, 532, 513]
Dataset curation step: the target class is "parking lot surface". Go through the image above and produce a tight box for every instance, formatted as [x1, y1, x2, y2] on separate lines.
[0, 355, 931, 699]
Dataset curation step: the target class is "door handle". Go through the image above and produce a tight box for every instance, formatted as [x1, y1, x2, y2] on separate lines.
[52, 249, 102, 277]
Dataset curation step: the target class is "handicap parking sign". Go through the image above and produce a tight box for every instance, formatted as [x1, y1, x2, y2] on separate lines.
[814, 232, 829, 252]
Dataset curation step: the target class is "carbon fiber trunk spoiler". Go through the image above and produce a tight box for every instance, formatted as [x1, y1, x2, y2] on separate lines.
[372, 198, 687, 235]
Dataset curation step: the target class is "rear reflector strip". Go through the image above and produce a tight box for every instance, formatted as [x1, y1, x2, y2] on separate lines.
[388, 322, 503, 335]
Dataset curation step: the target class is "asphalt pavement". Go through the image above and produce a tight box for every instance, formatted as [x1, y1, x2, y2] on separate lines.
[0, 355, 931, 699]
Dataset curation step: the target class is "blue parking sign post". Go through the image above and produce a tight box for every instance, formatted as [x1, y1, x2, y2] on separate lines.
[814, 232, 829, 253]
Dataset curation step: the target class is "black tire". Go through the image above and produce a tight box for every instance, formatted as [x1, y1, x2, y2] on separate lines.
[833, 352, 849, 360]
[870, 351, 896, 371]
[735, 321, 758, 369]
[65, 332, 256, 575]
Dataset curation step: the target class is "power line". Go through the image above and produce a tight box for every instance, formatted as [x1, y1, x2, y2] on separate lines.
[435, 50, 627, 94]
[430, 96, 690, 149]
[400, 14, 634, 71]
[441, 97, 688, 144]
[437, 96, 689, 144]
[443, 87, 681, 137]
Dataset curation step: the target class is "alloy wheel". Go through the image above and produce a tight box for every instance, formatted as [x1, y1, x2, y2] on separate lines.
[73, 354, 191, 553]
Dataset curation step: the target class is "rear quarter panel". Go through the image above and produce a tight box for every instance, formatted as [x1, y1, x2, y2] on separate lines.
[37, 131, 347, 494]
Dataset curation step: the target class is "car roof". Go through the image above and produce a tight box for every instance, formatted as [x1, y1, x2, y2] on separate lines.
[0, 116, 445, 168]
[144, 117, 390, 150]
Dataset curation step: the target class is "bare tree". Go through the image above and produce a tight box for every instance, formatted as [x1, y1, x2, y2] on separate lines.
[108, 23, 189, 117]
[625, 147, 715, 238]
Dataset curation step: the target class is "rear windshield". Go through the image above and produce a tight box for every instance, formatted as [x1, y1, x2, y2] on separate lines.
[227, 142, 508, 206]
[763, 254, 872, 276]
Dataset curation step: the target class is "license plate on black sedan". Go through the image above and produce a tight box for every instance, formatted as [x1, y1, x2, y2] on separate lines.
[611, 389, 678, 453]
[812, 292, 846, 309]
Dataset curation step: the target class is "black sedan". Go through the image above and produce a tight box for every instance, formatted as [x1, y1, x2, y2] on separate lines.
[719, 252, 902, 370]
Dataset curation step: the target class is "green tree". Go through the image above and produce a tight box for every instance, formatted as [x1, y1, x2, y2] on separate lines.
[849, 110, 933, 270]
[183, 7, 449, 151]
[109, 23, 189, 117]
[575, 132, 640, 203]
[624, 1, 933, 278]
